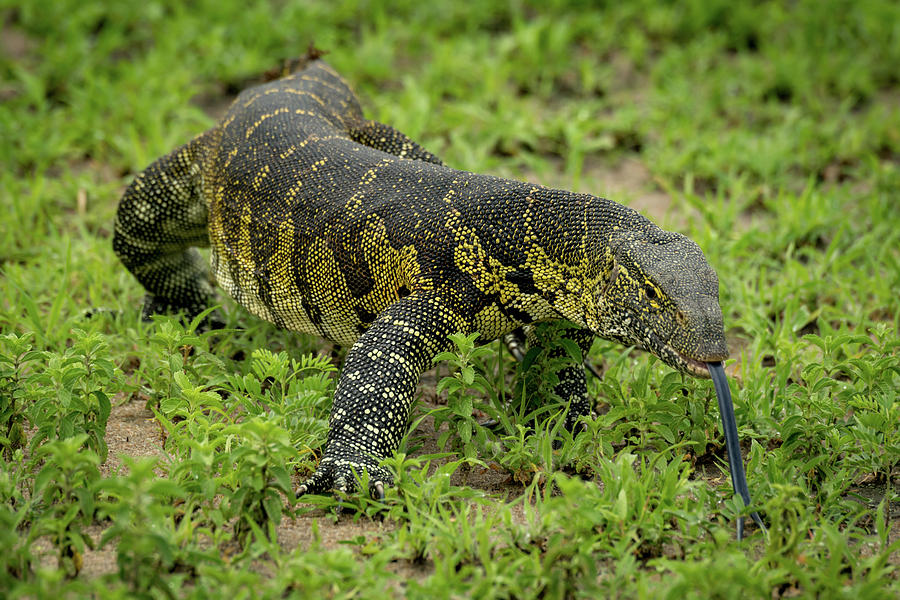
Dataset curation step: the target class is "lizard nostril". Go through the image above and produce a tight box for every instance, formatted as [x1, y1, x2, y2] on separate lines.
[676, 310, 688, 326]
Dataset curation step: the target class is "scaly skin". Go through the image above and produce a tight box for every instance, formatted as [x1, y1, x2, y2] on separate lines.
[114, 58, 728, 496]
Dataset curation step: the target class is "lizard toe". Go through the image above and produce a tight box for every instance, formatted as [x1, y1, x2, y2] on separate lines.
[296, 455, 393, 499]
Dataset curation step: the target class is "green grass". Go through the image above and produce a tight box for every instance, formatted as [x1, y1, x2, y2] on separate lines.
[2, 0, 899, 597]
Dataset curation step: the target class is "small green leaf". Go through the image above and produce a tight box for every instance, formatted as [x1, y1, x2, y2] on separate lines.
[263, 493, 283, 524]
[521, 347, 542, 372]
[433, 351, 460, 364]
[614, 489, 628, 521]
[173, 370, 191, 391]
[559, 338, 583, 363]
[458, 420, 472, 444]
[461, 365, 475, 385]
[94, 390, 111, 423]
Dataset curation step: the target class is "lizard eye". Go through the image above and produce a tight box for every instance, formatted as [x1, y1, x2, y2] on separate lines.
[645, 283, 659, 301]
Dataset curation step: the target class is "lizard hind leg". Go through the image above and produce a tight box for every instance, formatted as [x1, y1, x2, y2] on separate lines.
[114, 138, 217, 323]
[348, 120, 444, 165]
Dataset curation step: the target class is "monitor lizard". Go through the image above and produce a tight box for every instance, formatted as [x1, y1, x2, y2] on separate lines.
[114, 55, 730, 499]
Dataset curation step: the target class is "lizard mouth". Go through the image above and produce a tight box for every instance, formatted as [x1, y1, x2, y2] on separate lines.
[658, 341, 722, 378]
[675, 350, 713, 378]
[651, 331, 721, 378]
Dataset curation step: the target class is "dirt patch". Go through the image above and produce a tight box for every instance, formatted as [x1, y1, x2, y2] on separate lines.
[579, 157, 681, 226]
[31, 524, 118, 578]
[276, 509, 395, 552]
[100, 395, 166, 477]
[0, 21, 33, 62]
[0, 21, 35, 102]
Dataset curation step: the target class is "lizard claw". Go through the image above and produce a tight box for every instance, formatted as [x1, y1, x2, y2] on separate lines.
[372, 481, 385, 501]
[295, 455, 393, 499]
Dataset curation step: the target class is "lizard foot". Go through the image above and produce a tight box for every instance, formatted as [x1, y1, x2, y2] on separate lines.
[296, 455, 392, 499]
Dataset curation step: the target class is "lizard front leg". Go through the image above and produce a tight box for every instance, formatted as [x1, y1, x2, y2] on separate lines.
[297, 290, 469, 497]
[528, 325, 596, 432]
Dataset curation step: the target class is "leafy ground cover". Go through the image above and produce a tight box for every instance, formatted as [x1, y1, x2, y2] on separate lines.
[1, 0, 898, 597]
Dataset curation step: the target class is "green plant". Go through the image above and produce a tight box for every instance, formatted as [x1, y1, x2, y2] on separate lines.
[98, 457, 221, 596]
[0, 332, 41, 459]
[223, 347, 335, 453]
[28, 435, 101, 577]
[220, 418, 297, 544]
[432, 332, 499, 461]
[0, 468, 35, 585]
[137, 315, 227, 412]
[26, 330, 120, 460]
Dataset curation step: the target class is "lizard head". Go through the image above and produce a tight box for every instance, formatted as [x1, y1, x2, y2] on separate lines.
[587, 230, 728, 378]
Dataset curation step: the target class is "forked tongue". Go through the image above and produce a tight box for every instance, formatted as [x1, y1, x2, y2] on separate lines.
[706, 361, 766, 540]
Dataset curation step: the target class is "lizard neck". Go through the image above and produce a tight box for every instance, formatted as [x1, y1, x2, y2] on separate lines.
[460, 177, 655, 329]
[526, 186, 655, 328]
